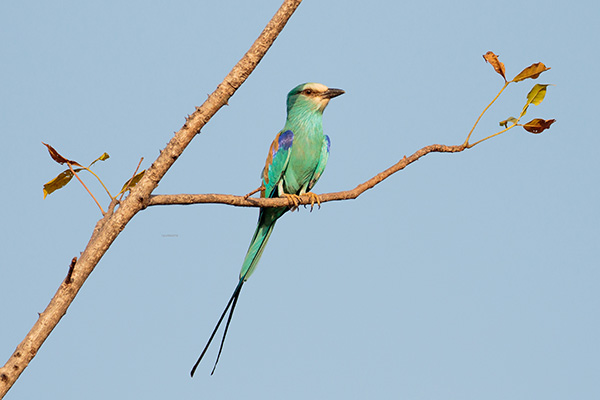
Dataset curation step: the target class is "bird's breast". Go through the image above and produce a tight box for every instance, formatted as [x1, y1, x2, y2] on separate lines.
[283, 134, 323, 194]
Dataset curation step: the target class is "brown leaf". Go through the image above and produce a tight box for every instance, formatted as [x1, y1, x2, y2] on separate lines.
[483, 51, 506, 81]
[522, 118, 556, 134]
[42, 142, 82, 167]
[512, 62, 551, 82]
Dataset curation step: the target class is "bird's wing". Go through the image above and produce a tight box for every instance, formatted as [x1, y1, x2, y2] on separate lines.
[261, 129, 294, 198]
[306, 134, 330, 192]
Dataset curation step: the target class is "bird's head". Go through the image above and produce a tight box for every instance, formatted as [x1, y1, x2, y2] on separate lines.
[286, 82, 345, 115]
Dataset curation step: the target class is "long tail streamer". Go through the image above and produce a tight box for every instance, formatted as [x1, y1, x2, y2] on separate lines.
[190, 278, 244, 377]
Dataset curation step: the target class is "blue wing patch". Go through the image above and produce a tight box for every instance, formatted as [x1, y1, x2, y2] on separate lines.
[278, 130, 294, 151]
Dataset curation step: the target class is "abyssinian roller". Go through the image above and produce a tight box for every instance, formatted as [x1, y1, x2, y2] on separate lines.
[191, 83, 344, 376]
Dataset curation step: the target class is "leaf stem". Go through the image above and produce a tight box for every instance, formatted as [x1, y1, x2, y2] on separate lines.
[82, 167, 114, 200]
[463, 81, 509, 146]
[67, 163, 105, 214]
[466, 94, 531, 148]
[467, 123, 516, 148]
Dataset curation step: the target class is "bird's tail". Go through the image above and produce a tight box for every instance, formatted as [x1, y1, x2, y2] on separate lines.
[239, 212, 280, 281]
[190, 210, 281, 377]
[190, 277, 244, 377]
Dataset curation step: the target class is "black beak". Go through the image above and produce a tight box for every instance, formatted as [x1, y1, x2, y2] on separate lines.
[323, 88, 345, 99]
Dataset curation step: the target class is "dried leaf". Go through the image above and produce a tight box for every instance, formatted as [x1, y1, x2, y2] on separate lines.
[483, 51, 506, 81]
[42, 142, 82, 167]
[119, 170, 146, 194]
[512, 62, 550, 82]
[43, 169, 74, 198]
[522, 118, 556, 134]
[88, 152, 110, 168]
[499, 117, 518, 128]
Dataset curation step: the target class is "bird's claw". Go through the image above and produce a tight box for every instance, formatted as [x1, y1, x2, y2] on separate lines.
[281, 192, 322, 211]
[303, 192, 322, 212]
[282, 193, 302, 211]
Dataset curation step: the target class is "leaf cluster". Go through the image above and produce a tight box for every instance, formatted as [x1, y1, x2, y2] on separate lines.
[467, 52, 555, 147]
[42, 143, 145, 214]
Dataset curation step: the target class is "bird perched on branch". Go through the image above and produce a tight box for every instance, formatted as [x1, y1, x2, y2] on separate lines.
[191, 82, 344, 376]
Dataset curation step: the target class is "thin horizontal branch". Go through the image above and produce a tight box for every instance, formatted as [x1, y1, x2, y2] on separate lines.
[148, 143, 467, 208]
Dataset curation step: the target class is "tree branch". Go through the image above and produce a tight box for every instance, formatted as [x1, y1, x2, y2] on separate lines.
[147, 143, 467, 208]
[0, 1, 302, 397]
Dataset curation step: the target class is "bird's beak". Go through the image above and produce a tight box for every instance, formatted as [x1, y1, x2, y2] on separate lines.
[323, 88, 345, 99]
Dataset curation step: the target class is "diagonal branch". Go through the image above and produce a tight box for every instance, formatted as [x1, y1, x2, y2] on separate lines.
[0, 1, 302, 397]
[147, 143, 467, 208]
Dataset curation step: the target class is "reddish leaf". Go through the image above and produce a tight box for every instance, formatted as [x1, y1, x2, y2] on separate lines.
[483, 51, 506, 81]
[522, 118, 556, 134]
[512, 62, 550, 82]
[42, 142, 82, 167]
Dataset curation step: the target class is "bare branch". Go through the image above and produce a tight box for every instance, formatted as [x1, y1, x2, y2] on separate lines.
[0, 1, 302, 397]
[148, 143, 467, 208]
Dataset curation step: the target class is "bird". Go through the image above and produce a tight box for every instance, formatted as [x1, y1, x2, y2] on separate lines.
[190, 82, 344, 376]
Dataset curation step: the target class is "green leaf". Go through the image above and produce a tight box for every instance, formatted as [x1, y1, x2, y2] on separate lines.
[512, 62, 550, 82]
[88, 152, 110, 168]
[522, 118, 556, 134]
[499, 117, 518, 128]
[119, 170, 145, 194]
[522, 84, 550, 116]
[527, 84, 549, 106]
[43, 169, 74, 198]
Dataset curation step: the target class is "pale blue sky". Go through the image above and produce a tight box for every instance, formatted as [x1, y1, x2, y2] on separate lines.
[2, 1, 599, 399]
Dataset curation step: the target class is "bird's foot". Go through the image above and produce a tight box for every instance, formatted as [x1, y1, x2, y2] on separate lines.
[244, 185, 265, 199]
[302, 192, 322, 212]
[281, 193, 302, 211]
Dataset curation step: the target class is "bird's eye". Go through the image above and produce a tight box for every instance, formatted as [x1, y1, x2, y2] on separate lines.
[304, 89, 313, 95]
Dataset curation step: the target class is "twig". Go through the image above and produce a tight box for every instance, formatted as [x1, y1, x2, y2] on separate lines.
[118, 157, 144, 202]
[243, 185, 265, 199]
